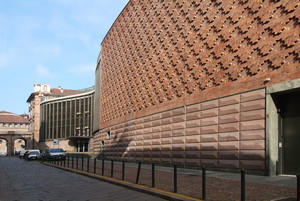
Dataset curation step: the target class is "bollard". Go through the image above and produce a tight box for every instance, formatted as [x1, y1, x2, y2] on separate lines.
[76, 157, 78, 170]
[102, 159, 104, 176]
[202, 166, 206, 200]
[64, 158, 65, 167]
[241, 169, 246, 201]
[122, 161, 125, 181]
[67, 156, 69, 168]
[136, 162, 142, 184]
[111, 160, 114, 178]
[297, 174, 300, 201]
[152, 163, 155, 188]
[82, 157, 84, 171]
[87, 158, 89, 172]
[94, 158, 97, 174]
[174, 164, 177, 193]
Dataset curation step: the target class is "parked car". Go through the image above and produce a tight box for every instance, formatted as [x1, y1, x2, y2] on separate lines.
[26, 151, 41, 161]
[23, 150, 40, 160]
[42, 148, 66, 161]
[19, 149, 27, 158]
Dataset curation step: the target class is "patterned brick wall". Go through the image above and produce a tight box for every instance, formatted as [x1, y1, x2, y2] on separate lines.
[99, 0, 299, 128]
[94, 88, 266, 171]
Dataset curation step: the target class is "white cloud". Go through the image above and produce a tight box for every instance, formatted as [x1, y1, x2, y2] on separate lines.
[36, 65, 56, 78]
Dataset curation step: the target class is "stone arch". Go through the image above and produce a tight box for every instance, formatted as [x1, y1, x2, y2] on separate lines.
[0, 138, 8, 155]
[13, 138, 26, 155]
[0, 134, 33, 156]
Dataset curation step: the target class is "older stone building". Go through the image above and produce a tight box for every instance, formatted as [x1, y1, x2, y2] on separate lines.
[0, 111, 31, 155]
[27, 84, 82, 149]
[93, 0, 300, 175]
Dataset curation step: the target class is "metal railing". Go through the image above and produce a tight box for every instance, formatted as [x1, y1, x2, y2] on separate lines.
[45, 156, 299, 201]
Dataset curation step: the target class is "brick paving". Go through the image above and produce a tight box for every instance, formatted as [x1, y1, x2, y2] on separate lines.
[51, 157, 297, 201]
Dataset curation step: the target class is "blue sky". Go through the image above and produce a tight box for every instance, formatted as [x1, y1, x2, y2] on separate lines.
[0, 0, 129, 115]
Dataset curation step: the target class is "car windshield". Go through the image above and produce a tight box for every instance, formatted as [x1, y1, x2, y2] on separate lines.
[49, 149, 64, 153]
[30, 151, 39, 155]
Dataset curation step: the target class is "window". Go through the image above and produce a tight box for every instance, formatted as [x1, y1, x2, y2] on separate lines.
[20, 124, 23, 127]
[14, 124, 18, 128]
[43, 85, 48, 92]
[106, 131, 111, 140]
[9, 123, 12, 127]
[3, 123, 6, 127]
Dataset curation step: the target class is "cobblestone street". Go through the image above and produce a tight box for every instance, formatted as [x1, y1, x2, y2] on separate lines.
[0, 157, 166, 201]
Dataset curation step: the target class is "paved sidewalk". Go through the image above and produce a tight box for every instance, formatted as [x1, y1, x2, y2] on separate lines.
[46, 158, 298, 201]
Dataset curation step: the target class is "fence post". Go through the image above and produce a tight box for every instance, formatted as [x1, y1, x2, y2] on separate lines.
[72, 157, 74, 169]
[152, 163, 155, 188]
[174, 164, 177, 193]
[64, 158, 66, 167]
[67, 156, 69, 168]
[136, 162, 142, 184]
[82, 157, 84, 171]
[94, 158, 97, 174]
[241, 169, 246, 201]
[76, 157, 78, 170]
[111, 160, 114, 178]
[202, 166, 206, 200]
[87, 158, 89, 172]
[122, 161, 125, 181]
[297, 174, 300, 201]
[102, 159, 104, 176]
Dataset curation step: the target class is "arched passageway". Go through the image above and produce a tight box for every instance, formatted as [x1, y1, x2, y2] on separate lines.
[0, 139, 8, 155]
[14, 139, 26, 155]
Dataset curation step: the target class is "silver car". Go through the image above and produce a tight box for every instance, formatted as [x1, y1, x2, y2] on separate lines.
[27, 151, 41, 160]
[42, 148, 66, 161]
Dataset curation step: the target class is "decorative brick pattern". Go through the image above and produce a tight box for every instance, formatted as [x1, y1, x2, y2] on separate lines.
[94, 0, 300, 173]
[98, 0, 299, 128]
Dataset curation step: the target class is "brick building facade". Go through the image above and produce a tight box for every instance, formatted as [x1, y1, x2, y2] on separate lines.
[93, 0, 300, 175]
[0, 111, 31, 155]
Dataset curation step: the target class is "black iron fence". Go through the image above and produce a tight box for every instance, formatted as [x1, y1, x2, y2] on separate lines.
[45, 156, 299, 201]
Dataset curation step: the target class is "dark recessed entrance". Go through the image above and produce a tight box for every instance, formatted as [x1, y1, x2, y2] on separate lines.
[68, 136, 90, 152]
[273, 89, 300, 175]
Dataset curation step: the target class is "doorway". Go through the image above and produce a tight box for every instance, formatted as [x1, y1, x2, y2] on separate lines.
[76, 140, 89, 152]
[276, 90, 300, 174]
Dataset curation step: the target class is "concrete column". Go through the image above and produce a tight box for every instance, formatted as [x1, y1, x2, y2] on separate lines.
[265, 94, 279, 176]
